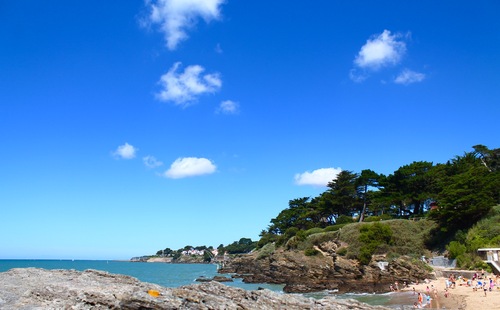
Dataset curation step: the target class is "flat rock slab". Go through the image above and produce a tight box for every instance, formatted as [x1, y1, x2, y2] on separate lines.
[0, 268, 389, 309]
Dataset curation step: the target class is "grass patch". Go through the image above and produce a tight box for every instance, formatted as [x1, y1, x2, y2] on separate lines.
[257, 243, 275, 260]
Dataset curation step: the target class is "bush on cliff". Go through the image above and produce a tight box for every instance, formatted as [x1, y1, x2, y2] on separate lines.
[337, 219, 435, 259]
[257, 242, 275, 259]
[304, 247, 319, 256]
[357, 222, 393, 265]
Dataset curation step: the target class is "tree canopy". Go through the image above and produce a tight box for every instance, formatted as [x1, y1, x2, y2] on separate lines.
[260, 145, 500, 249]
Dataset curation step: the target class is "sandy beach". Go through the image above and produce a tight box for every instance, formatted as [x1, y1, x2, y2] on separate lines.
[400, 273, 500, 309]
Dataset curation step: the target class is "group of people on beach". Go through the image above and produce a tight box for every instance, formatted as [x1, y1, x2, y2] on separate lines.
[411, 281, 435, 309]
[450, 269, 499, 296]
[408, 269, 499, 308]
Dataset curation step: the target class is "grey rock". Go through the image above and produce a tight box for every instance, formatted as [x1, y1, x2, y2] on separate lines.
[0, 268, 388, 309]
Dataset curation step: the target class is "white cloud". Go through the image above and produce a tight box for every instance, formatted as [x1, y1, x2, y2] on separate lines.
[113, 143, 138, 159]
[217, 100, 239, 114]
[164, 157, 216, 179]
[145, 0, 225, 50]
[294, 167, 342, 187]
[349, 69, 368, 83]
[394, 69, 425, 85]
[215, 43, 223, 54]
[354, 30, 406, 70]
[143, 155, 164, 168]
[157, 62, 222, 106]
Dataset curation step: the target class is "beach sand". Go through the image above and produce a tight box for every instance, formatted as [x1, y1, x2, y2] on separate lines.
[400, 275, 500, 309]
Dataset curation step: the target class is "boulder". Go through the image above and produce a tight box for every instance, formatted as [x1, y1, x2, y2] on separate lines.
[0, 268, 387, 309]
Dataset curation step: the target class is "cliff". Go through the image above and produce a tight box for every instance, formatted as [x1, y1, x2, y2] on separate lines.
[220, 247, 434, 293]
[0, 268, 388, 309]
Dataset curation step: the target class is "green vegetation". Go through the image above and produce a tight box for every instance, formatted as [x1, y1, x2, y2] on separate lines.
[358, 222, 393, 264]
[255, 144, 499, 266]
[445, 205, 500, 270]
[304, 247, 320, 256]
[219, 238, 258, 254]
[151, 145, 498, 268]
[153, 238, 258, 262]
[257, 242, 275, 259]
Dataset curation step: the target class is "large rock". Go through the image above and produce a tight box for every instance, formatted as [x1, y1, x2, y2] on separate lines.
[0, 268, 387, 309]
[220, 249, 434, 294]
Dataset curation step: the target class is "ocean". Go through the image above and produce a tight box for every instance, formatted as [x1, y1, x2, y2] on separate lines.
[0, 259, 282, 291]
[0, 260, 418, 309]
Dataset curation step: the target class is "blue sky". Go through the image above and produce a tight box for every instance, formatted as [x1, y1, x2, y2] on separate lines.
[1, 0, 499, 260]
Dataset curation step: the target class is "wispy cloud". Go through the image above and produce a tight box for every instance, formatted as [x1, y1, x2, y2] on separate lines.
[144, 0, 225, 50]
[143, 155, 163, 168]
[214, 43, 223, 54]
[354, 30, 406, 70]
[157, 62, 222, 106]
[294, 167, 342, 187]
[394, 69, 425, 85]
[164, 157, 216, 179]
[216, 100, 239, 114]
[113, 143, 138, 159]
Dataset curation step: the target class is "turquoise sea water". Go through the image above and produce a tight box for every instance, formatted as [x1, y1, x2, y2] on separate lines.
[0, 260, 419, 309]
[0, 260, 282, 291]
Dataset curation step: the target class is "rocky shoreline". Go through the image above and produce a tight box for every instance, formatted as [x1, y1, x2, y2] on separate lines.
[0, 268, 388, 309]
[219, 248, 434, 294]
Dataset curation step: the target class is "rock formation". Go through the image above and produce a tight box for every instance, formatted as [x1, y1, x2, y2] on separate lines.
[0, 268, 388, 309]
[220, 248, 434, 293]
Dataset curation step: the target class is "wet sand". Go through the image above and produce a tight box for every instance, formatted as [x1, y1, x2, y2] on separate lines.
[401, 276, 500, 309]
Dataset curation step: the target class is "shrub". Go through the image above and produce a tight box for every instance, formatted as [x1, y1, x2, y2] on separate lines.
[295, 230, 307, 241]
[446, 241, 466, 259]
[306, 231, 338, 247]
[304, 248, 319, 256]
[305, 227, 324, 236]
[359, 222, 393, 245]
[284, 227, 299, 238]
[386, 252, 401, 262]
[324, 224, 346, 232]
[257, 233, 278, 249]
[364, 214, 393, 222]
[257, 243, 275, 260]
[285, 236, 300, 250]
[336, 215, 354, 224]
[357, 222, 393, 264]
[363, 216, 381, 222]
[336, 247, 347, 256]
[358, 247, 373, 265]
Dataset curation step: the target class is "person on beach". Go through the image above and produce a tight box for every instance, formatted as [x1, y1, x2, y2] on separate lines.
[417, 292, 423, 306]
[449, 274, 456, 288]
[483, 283, 488, 296]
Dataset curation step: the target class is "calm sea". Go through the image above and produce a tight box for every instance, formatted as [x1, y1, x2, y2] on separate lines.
[0, 259, 282, 291]
[0, 260, 418, 309]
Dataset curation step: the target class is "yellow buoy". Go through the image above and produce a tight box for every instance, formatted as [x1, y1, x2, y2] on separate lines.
[148, 289, 160, 297]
